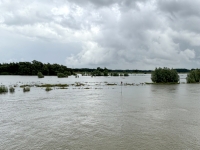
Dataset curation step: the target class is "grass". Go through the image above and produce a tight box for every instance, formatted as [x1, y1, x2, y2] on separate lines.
[36, 84, 68, 87]
[75, 82, 85, 86]
[20, 84, 34, 88]
[0, 85, 8, 93]
[106, 83, 117, 85]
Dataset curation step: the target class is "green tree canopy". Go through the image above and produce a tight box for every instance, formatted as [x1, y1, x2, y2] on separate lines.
[151, 67, 179, 83]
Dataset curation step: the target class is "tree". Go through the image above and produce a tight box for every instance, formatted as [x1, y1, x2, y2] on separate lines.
[37, 72, 44, 78]
[186, 69, 200, 83]
[57, 73, 67, 78]
[151, 67, 179, 83]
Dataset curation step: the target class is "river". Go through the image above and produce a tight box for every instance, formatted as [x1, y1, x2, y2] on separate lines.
[1, 74, 200, 150]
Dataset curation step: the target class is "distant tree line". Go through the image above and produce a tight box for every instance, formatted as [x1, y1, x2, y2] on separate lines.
[0, 60, 74, 76]
[80, 67, 129, 76]
[73, 68, 190, 74]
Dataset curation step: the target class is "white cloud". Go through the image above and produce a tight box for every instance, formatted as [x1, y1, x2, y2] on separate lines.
[0, 0, 200, 69]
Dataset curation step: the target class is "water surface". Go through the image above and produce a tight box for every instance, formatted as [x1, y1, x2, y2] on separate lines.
[1, 74, 200, 150]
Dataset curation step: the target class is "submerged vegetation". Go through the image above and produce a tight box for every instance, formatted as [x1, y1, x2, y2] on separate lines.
[57, 73, 67, 78]
[151, 67, 179, 83]
[186, 69, 200, 83]
[45, 87, 52, 91]
[0, 85, 8, 93]
[23, 87, 30, 92]
[9, 87, 15, 93]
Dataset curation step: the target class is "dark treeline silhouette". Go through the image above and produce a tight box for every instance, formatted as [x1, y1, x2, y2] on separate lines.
[73, 68, 190, 74]
[0, 60, 191, 76]
[73, 68, 152, 73]
[0, 60, 74, 75]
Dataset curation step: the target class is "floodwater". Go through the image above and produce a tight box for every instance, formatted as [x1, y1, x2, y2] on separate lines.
[1, 74, 200, 150]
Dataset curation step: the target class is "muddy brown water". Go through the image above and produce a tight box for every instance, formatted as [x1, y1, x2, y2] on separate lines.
[1, 74, 200, 150]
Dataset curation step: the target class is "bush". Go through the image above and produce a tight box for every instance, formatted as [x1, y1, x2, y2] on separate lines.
[124, 73, 129, 76]
[0, 85, 8, 93]
[64, 71, 71, 76]
[186, 69, 200, 83]
[151, 67, 179, 83]
[9, 87, 15, 93]
[37, 72, 44, 78]
[45, 87, 52, 91]
[57, 73, 67, 78]
[112, 72, 119, 76]
[23, 87, 30, 92]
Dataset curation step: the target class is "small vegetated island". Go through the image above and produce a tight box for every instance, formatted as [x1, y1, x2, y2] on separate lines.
[151, 67, 179, 84]
[186, 69, 200, 83]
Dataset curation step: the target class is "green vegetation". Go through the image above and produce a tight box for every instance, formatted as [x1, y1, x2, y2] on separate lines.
[36, 84, 68, 87]
[186, 69, 200, 83]
[45, 87, 52, 91]
[0, 60, 74, 76]
[124, 73, 129, 76]
[0, 85, 8, 93]
[111, 72, 119, 76]
[106, 83, 117, 85]
[151, 67, 179, 83]
[91, 67, 108, 76]
[57, 73, 67, 78]
[9, 87, 15, 93]
[23, 87, 30, 92]
[37, 72, 44, 78]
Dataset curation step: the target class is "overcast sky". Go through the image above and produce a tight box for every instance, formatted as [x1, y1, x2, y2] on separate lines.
[0, 0, 200, 69]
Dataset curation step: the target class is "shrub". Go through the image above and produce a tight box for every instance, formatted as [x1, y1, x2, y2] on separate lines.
[112, 72, 119, 76]
[64, 71, 71, 76]
[0, 85, 8, 93]
[151, 67, 179, 83]
[186, 69, 200, 83]
[124, 73, 129, 76]
[57, 73, 67, 78]
[37, 72, 44, 78]
[23, 87, 30, 92]
[9, 87, 15, 93]
[45, 87, 52, 91]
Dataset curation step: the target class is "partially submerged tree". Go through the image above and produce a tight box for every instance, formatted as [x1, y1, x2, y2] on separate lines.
[57, 73, 67, 78]
[186, 69, 200, 83]
[151, 67, 179, 83]
[37, 72, 44, 78]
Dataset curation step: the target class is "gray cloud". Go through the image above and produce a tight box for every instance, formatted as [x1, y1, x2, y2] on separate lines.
[0, 0, 200, 69]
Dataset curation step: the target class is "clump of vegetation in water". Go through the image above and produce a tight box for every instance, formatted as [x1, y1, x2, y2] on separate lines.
[75, 82, 85, 86]
[0, 85, 8, 93]
[151, 67, 179, 83]
[20, 84, 34, 88]
[186, 69, 200, 83]
[9, 87, 15, 93]
[36, 84, 68, 87]
[124, 73, 129, 76]
[23, 87, 30, 92]
[91, 67, 109, 76]
[106, 83, 117, 85]
[37, 72, 44, 78]
[57, 73, 67, 78]
[111, 72, 119, 76]
[45, 87, 52, 91]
